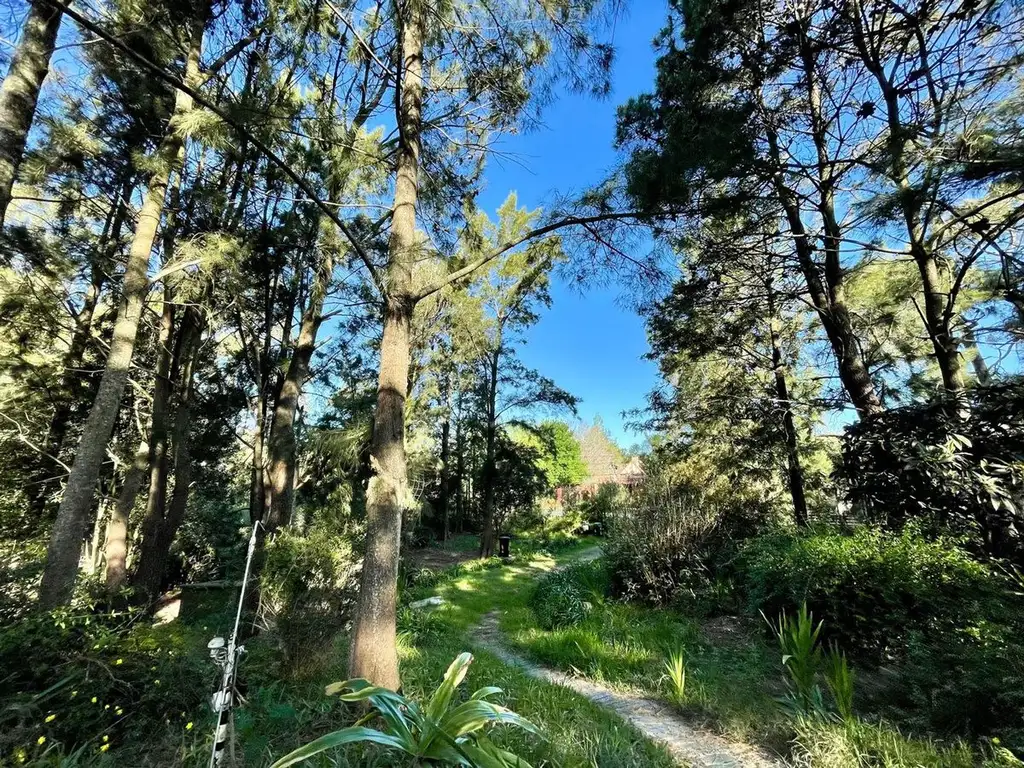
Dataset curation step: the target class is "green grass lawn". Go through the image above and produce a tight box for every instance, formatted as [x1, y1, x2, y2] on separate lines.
[393, 542, 678, 767]
[488, 558, 1018, 768]
[25, 543, 1016, 767]
[160, 543, 677, 767]
[501, 588, 789, 753]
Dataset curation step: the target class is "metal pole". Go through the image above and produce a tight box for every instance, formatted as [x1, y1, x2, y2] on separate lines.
[208, 520, 261, 768]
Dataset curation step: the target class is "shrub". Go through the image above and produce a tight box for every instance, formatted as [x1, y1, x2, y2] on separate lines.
[900, 621, 1024, 752]
[262, 525, 359, 677]
[576, 483, 626, 534]
[0, 606, 209, 761]
[603, 490, 730, 605]
[529, 561, 607, 630]
[740, 527, 1003, 664]
[838, 380, 1024, 562]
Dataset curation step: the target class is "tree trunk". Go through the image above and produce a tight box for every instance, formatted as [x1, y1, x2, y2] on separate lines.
[795, 34, 880, 418]
[766, 283, 808, 527]
[131, 289, 176, 597]
[28, 186, 128, 516]
[846, 0, 964, 392]
[479, 348, 499, 558]
[104, 437, 149, 591]
[455, 394, 465, 534]
[37, 9, 207, 609]
[917, 249, 964, 391]
[266, 255, 330, 531]
[0, 0, 62, 226]
[439, 382, 451, 542]
[83, 497, 108, 575]
[964, 326, 991, 384]
[764, 124, 883, 418]
[349, 1, 424, 690]
[135, 312, 203, 595]
[249, 395, 267, 524]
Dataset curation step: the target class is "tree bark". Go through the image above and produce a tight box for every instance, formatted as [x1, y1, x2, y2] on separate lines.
[104, 437, 149, 591]
[37, 9, 207, 609]
[131, 290, 177, 597]
[766, 281, 808, 527]
[28, 185, 129, 516]
[266, 255, 330, 530]
[964, 326, 990, 384]
[846, 0, 964, 392]
[479, 347, 500, 557]
[763, 122, 883, 417]
[349, 1, 424, 690]
[135, 311, 203, 595]
[0, 0, 62, 226]
[438, 379, 451, 542]
[454, 396, 465, 534]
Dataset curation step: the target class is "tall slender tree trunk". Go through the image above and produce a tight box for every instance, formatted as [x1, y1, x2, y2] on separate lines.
[846, 0, 964, 392]
[37, 10, 207, 608]
[479, 347, 500, 557]
[796, 32, 879, 418]
[349, 2, 424, 690]
[134, 312, 202, 595]
[249, 395, 267, 524]
[766, 281, 808, 527]
[28, 187, 129, 516]
[763, 123, 882, 418]
[104, 437, 149, 590]
[0, 0, 62, 226]
[131, 290, 175, 596]
[454, 397, 465, 534]
[263, 93, 383, 532]
[267, 255, 330, 530]
[439, 380, 451, 542]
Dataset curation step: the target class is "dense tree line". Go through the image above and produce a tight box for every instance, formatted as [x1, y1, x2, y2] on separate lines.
[0, 0, 643, 692]
[621, 0, 1024, 548]
[1, 0, 1021, 704]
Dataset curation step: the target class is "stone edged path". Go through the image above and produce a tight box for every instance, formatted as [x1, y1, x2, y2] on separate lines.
[470, 548, 783, 768]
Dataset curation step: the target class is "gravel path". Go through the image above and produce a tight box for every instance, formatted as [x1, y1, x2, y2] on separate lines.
[470, 548, 783, 768]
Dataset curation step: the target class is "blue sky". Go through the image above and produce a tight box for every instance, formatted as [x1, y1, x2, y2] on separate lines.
[477, 3, 669, 447]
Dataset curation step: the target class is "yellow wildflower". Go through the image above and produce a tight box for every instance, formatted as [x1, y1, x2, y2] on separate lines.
[37, 736, 46, 746]
[185, 722, 194, 731]
[99, 744, 110, 753]
[44, 714, 56, 723]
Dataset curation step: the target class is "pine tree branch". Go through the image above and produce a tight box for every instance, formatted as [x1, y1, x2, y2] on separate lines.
[198, 23, 266, 85]
[51, 0, 384, 293]
[413, 211, 644, 302]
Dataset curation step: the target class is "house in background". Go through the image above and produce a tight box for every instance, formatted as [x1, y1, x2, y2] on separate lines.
[555, 420, 645, 503]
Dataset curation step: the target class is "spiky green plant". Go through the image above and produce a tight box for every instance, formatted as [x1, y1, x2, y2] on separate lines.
[823, 644, 855, 724]
[269, 653, 540, 767]
[769, 603, 826, 717]
[662, 646, 687, 704]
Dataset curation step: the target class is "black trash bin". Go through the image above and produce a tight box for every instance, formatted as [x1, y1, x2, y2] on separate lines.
[498, 534, 511, 558]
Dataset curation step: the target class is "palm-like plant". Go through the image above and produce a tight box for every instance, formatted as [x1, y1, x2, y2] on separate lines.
[270, 653, 540, 767]
[662, 646, 687, 704]
[769, 603, 826, 717]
